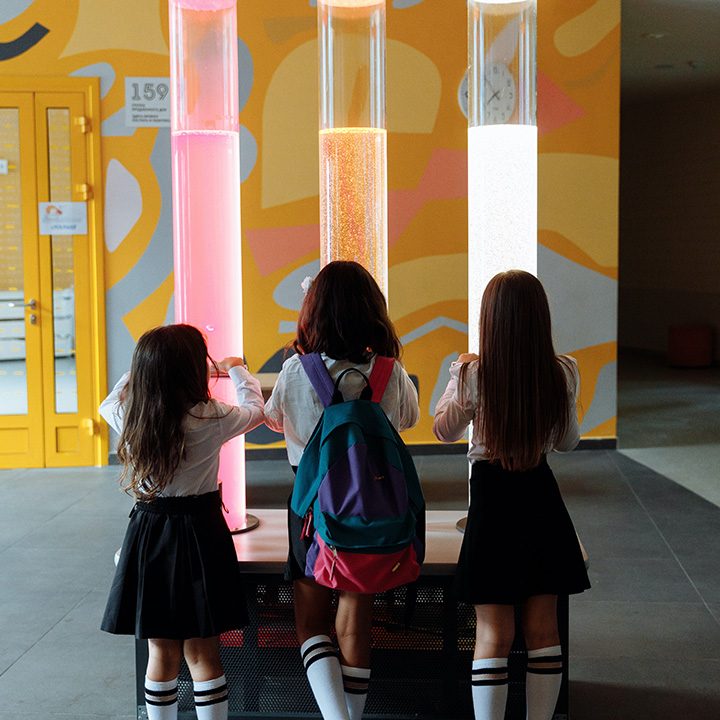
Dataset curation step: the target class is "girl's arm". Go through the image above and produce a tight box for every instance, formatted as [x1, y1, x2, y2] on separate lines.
[263, 368, 286, 433]
[98, 372, 129, 434]
[432, 360, 476, 443]
[215, 359, 265, 442]
[396, 363, 420, 432]
[554, 355, 581, 452]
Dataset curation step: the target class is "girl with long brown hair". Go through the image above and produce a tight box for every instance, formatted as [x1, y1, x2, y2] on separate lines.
[433, 271, 590, 720]
[99, 324, 264, 720]
[265, 261, 421, 720]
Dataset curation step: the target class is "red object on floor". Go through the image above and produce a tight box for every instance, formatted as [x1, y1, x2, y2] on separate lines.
[668, 324, 713, 367]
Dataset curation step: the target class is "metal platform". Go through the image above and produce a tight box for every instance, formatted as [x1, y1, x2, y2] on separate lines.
[134, 510, 569, 719]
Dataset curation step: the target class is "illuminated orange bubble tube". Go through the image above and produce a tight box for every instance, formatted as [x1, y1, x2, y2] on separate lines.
[318, 0, 387, 295]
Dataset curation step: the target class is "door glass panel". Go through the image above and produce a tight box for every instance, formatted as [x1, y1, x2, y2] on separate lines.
[46, 108, 77, 414]
[0, 108, 28, 416]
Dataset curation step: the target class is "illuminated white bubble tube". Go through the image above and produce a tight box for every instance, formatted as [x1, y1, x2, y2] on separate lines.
[468, 0, 537, 351]
[318, 0, 388, 296]
[170, 0, 253, 532]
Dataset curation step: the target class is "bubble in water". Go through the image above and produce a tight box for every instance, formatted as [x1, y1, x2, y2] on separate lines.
[206, 325, 215, 332]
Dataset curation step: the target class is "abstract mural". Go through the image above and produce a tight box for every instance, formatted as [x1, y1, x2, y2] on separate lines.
[0, 0, 620, 448]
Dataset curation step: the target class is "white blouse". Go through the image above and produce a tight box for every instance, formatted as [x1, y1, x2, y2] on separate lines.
[433, 355, 581, 463]
[99, 366, 264, 497]
[264, 353, 420, 466]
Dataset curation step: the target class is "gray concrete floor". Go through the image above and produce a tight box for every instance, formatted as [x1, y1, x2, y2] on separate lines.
[617, 349, 720, 508]
[1, 349, 719, 718]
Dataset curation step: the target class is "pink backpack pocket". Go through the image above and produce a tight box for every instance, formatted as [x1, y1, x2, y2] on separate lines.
[310, 535, 421, 594]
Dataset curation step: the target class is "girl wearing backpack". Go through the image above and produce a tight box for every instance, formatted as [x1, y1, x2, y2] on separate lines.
[264, 260, 420, 720]
[433, 271, 590, 720]
[99, 324, 265, 720]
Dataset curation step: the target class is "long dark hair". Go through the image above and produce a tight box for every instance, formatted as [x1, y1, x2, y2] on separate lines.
[294, 261, 401, 362]
[463, 270, 571, 472]
[117, 324, 214, 498]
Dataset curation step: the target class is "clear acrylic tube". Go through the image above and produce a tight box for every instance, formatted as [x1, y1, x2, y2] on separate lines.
[318, 0, 388, 296]
[467, 0, 537, 352]
[169, 0, 248, 530]
[468, 0, 536, 128]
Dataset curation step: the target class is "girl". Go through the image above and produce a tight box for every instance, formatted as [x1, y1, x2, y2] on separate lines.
[99, 324, 264, 720]
[433, 271, 590, 720]
[264, 261, 420, 720]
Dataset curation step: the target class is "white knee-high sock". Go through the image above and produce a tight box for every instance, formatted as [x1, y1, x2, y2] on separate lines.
[341, 664, 371, 720]
[193, 674, 229, 720]
[300, 635, 351, 720]
[471, 657, 508, 720]
[144, 676, 178, 720]
[526, 645, 563, 720]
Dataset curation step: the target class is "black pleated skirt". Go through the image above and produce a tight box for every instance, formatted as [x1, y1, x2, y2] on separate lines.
[101, 490, 248, 639]
[453, 458, 590, 605]
[283, 466, 309, 583]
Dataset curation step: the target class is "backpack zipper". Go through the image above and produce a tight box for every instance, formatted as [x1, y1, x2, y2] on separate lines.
[329, 545, 337, 582]
[301, 507, 313, 539]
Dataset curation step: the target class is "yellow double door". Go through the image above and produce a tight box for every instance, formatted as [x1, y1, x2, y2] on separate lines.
[0, 80, 107, 468]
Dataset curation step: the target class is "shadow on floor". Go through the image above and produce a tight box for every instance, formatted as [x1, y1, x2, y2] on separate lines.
[570, 681, 720, 720]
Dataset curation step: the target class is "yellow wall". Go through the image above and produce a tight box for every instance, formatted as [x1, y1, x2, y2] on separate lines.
[0, 0, 620, 447]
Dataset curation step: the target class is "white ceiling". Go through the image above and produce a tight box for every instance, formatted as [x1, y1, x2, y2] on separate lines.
[622, 0, 720, 96]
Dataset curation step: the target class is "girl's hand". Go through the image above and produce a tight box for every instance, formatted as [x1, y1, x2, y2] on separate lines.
[457, 353, 479, 364]
[218, 357, 247, 372]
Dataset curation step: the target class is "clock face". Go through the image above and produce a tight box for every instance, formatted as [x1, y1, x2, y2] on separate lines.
[484, 62, 516, 124]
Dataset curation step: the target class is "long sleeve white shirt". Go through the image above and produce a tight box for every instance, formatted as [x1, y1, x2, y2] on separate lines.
[432, 355, 581, 462]
[99, 366, 264, 496]
[264, 353, 420, 466]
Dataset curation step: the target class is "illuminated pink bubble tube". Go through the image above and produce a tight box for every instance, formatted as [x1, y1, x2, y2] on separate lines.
[169, 0, 251, 531]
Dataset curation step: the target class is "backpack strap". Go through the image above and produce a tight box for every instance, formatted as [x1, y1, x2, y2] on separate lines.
[368, 356, 395, 403]
[298, 353, 335, 408]
[333, 367, 372, 403]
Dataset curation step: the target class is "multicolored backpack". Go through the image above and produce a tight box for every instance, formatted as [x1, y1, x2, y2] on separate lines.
[290, 353, 425, 594]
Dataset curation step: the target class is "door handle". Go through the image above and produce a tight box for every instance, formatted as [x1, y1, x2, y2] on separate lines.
[8, 298, 37, 310]
[81, 419, 98, 435]
[76, 183, 93, 200]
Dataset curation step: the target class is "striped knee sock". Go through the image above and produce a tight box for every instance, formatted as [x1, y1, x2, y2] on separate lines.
[471, 657, 508, 720]
[193, 674, 229, 719]
[300, 635, 351, 720]
[144, 676, 178, 720]
[341, 665, 371, 720]
[526, 645, 563, 720]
